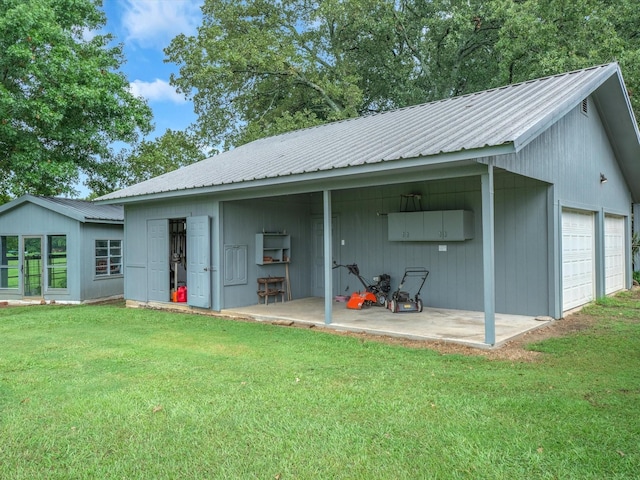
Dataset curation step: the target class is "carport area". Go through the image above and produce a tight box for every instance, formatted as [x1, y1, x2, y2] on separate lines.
[221, 297, 552, 348]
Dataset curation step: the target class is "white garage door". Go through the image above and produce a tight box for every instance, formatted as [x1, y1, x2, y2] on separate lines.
[562, 209, 595, 311]
[605, 215, 625, 295]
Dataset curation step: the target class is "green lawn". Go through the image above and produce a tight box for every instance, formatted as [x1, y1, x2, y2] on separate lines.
[1, 292, 639, 479]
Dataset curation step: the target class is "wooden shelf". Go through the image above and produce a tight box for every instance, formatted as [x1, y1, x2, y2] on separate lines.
[256, 233, 291, 265]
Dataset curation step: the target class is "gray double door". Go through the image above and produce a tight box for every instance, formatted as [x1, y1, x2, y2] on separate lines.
[147, 216, 211, 308]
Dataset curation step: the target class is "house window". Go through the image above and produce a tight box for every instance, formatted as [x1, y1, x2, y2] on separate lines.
[0, 235, 19, 289]
[95, 240, 122, 276]
[47, 235, 67, 289]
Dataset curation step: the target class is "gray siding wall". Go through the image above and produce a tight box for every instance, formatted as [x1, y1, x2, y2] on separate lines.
[80, 223, 124, 301]
[315, 176, 550, 316]
[324, 179, 484, 311]
[124, 173, 551, 316]
[124, 197, 218, 303]
[221, 197, 312, 308]
[491, 99, 631, 213]
[493, 174, 550, 315]
[0, 203, 81, 301]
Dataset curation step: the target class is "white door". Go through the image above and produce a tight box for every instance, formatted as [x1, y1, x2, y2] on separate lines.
[562, 209, 595, 311]
[604, 215, 625, 295]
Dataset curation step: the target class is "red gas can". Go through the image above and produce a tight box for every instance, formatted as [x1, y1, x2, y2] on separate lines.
[177, 286, 187, 303]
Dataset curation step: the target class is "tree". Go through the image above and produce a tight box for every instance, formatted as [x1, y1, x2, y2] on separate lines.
[167, 0, 640, 152]
[0, 0, 153, 198]
[86, 129, 207, 195]
[165, 0, 503, 148]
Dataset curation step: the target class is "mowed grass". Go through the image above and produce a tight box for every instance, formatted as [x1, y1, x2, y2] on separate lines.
[1, 294, 639, 479]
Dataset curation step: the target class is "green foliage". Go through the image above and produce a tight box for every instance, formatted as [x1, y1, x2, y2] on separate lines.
[1, 297, 639, 478]
[166, 0, 640, 151]
[632, 231, 640, 272]
[0, 0, 153, 198]
[87, 129, 207, 196]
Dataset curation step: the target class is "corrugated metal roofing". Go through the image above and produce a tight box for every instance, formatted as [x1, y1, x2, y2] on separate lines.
[98, 63, 628, 201]
[0, 195, 123, 222]
[39, 197, 124, 222]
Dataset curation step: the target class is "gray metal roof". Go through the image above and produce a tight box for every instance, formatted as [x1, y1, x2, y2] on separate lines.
[97, 63, 640, 202]
[0, 195, 123, 223]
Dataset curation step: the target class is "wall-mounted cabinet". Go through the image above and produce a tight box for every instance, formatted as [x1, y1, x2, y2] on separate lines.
[256, 233, 291, 264]
[388, 210, 474, 241]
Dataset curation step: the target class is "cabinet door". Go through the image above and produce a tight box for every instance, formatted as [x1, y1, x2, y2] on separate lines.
[442, 210, 473, 240]
[422, 211, 443, 241]
[388, 213, 408, 241]
[388, 212, 424, 241]
[404, 211, 424, 240]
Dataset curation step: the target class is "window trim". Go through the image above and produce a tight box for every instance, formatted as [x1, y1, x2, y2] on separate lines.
[46, 234, 68, 291]
[0, 235, 20, 290]
[95, 239, 123, 278]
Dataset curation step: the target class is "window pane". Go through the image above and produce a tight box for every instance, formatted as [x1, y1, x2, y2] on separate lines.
[96, 239, 123, 276]
[1, 235, 19, 266]
[48, 235, 67, 267]
[96, 258, 108, 276]
[0, 266, 19, 289]
[48, 266, 67, 289]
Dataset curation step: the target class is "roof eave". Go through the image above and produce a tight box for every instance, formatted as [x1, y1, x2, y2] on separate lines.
[95, 144, 515, 205]
[512, 63, 620, 152]
[0, 194, 87, 222]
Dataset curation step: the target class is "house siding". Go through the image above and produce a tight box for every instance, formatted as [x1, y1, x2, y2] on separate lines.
[122, 172, 553, 317]
[221, 197, 313, 308]
[80, 223, 125, 301]
[490, 99, 631, 212]
[0, 202, 81, 301]
[123, 197, 219, 305]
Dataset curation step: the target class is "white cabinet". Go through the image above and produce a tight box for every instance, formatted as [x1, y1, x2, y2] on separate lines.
[255, 233, 291, 265]
[388, 211, 424, 240]
[388, 210, 473, 241]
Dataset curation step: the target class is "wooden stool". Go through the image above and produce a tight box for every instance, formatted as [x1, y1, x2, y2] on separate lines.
[257, 277, 286, 305]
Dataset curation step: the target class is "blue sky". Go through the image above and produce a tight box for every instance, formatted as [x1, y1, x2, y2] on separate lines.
[100, 0, 204, 140]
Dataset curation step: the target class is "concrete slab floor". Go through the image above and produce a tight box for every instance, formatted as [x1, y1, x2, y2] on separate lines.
[221, 297, 553, 349]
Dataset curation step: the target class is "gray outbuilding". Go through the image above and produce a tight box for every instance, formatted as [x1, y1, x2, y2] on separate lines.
[97, 63, 640, 345]
[0, 195, 124, 303]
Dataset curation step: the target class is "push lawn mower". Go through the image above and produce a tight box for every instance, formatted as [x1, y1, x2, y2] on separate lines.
[389, 267, 429, 313]
[333, 263, 391, 309]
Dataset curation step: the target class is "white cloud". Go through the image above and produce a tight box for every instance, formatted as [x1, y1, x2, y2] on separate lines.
[129, 78, 186, 104]
[120, 0, 203, 49]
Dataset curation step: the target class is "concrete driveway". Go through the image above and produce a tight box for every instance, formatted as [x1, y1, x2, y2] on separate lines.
[221, 297, 553, 348]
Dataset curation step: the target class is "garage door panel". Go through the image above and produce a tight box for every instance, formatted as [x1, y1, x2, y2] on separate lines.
[562, 209, 594, 311]
[605, 215, 625, 295]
